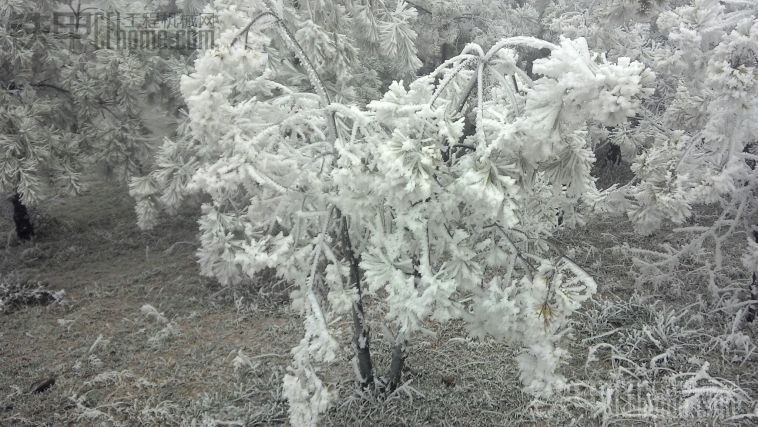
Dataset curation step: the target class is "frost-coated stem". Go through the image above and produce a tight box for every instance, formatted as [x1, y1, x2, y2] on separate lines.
[544, 237, 597, 282]
[386, 333, 407, 393]
[486, 223, 536, 281]
[430, 56, 475, 108]
[268, 14, 337, 142]
[453, 36, 555, 115]
[305, 206, 336, 334]
[476, 59, 485, 146]
[454, 68, 480, 115]
[339, 215, 375, 390]
[230, 12, 279, 46]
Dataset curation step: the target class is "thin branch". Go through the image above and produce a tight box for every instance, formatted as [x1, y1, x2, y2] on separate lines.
[230, 12, 279, 47]
[30, 82, 72, 96]
[484, 223, 536, 281]
[404, 0, 432, 15]
[452, 36, 554, 114]
[429, 55, 476, 107]
[229, 4, 338, 142]
[543, 237, 595, 279]
[304, 205, 336, 334]
[2, 81, 73, 100]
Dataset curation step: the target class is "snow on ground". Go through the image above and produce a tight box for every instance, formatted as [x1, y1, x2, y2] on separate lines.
[1, 179, 757, 426]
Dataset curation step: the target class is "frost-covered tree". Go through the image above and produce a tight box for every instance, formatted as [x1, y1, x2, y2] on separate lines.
[130, 0, 424, 228]
[599, 0, 758, 319]
[332, 33, 653, 397]
[410, 0, 663, 166]
[0, 0, 187, 239]
[135, 0, 656, 424]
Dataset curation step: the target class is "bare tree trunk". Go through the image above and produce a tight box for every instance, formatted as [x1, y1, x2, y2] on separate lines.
[10, 192, 33, 241]
[339, 217, 375, 390]
[352, 302, 374, 389]
[338, 214, 411, 395]
[385, 338, 407, 393]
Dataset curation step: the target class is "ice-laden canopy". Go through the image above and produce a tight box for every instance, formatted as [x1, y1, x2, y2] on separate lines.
[1, 0, 186, 209]
[332, 34, 654, 395]
[132, 1, 655, 423]
[130, 0, 425, 230]
[601, 0, 758, 236]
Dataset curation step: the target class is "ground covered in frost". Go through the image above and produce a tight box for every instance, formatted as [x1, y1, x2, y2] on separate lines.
[1, 177, 757, 426]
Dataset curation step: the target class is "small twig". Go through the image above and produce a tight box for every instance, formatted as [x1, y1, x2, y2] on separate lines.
[404, 0, 432, 15]
[164, 240, 197, 254]
[251, 352, 286, 359]
[230, 12, 279, 47]
[30, 82, 72, 97]
[484, 223, 537, 280]
[581, 327, 623, 344]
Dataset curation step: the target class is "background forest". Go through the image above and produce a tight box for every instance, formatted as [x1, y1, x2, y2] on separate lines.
[1, 0, 757, 425]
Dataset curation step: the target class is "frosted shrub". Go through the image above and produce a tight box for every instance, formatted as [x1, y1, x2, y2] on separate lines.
[603, 0, 758, 314]
[135, 1, 655, 424]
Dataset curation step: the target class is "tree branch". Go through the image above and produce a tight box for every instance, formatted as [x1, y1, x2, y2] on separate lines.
[484, 223, 536, 281]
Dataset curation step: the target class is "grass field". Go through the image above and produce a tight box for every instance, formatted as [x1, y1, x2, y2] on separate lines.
[1, 179, 757, 426]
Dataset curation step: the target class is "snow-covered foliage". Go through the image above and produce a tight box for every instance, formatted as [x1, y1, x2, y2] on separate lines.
[605, 0, 758, 235]
[0, 274, 64, 313]
[574, 0, 758, 320]
[129, 0, 424, 229]
[333, 35, 652, 397]
[4, 0, 758, 425]
[0, 0, 188, 230]
[134, 1, 657, 424]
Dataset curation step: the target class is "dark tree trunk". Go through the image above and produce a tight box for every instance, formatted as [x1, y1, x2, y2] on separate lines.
[337, 215, 411, 395]
[339, 217, 375, 391]
[352, 302, 374, 389]
[385, 339, 407, 393]
[10, 192, 34, 241]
